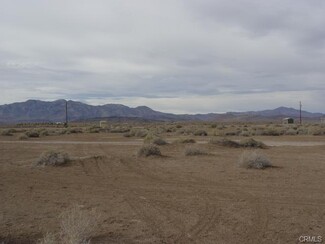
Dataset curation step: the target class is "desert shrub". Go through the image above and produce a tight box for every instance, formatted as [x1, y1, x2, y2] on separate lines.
[193, 130, 208, 136]
[35, 151, 70, 166]
[225, 131, 240, 136]
[239, 138, 267, 149]
[285, 128, 297, 135]
[174, 138, 196, 144]
[60, 205, 100, 244]
[87, 126, 101, 133]
[239, 131, 251, 137]
[143, 132, 158, 144]
[184, 146, 207, 156]
[135, 129, 148, 138]
[238, 151, 272, 169]
[137, 144, 161, 157]
[37, 232, 57, 244]
[261, 127, 282, 136]
[25, 130, 40, 138]
[39, 205, 100, 244]
[308, 126, 324, 136]
[68, 128, 83, 134]
[39, 130, 49, 137]
[210, 138, 240, 148]
[152, 138, 168, 146]
[1, 129, 13, 136]
[18, 134, 28, 140]
[176, 124, 182, 128]
[110, 127, 130, 133]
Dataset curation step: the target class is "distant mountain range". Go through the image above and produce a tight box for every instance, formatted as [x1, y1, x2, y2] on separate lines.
[0, 99, 323, 124]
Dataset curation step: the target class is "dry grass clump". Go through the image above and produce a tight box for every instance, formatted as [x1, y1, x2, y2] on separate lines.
[35, 151, 70, 166]
[210, 138, 240, 148]
[174, 138, 196, 144]
[37, 232, 57, 244]
[184, 146, 207, 156]
[137, 144, 162, 157]
[25, 130, 40, 138]
[37, 205, 100, 244]
[1, 129, 13, 136]
[239, 138, 267, 149]
[193, 130, 208, 136]
[144, 133, 168, 145]
[238, 151, 272, 169]
[152, 137, 168, 145]
[18, 134, 28, 140]
[60, 205, 100, 244]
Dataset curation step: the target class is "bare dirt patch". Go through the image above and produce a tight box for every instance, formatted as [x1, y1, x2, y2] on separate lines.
[0, 133, 324, 243]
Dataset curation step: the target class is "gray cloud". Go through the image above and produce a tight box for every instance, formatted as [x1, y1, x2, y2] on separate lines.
[0, 0, 324, 113]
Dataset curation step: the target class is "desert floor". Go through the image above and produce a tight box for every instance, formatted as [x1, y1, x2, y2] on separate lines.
[1, 133, 324, 243]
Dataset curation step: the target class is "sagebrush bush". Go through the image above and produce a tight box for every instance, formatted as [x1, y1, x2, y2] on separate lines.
[1, 129, 13, 136]
[174, 138, 196, 144]
[152, 138, 168, 146]
[35, 151, 70, 166]
[25, 130, 40, 138]
[238, 151, 272, 169]
[18, 134, 28, 140]
[137, 145, 162, 157]
[239, 138, 267, 149]
[193, 130, 208, 136]
[38, 205, 100, 244]
[210, 138, 240, 148]
[37, 232, 57, 244]
[184, 146, 207, 156]
[60, 205, 100, 244]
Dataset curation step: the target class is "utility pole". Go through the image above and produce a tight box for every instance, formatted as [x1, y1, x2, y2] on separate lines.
[65, 100, 68, 127]
[299, 101, 302, 125]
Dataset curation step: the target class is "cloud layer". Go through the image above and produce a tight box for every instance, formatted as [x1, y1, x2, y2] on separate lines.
[1, 0, 324, 113]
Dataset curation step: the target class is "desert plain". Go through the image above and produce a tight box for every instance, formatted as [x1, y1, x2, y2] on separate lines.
[0, 122, 324, 244]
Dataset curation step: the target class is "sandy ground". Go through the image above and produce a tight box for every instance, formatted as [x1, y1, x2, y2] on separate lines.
[0, 133, 324, 243]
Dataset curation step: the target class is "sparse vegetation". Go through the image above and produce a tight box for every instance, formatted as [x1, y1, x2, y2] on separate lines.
[152, 137, 168, 145]
[174, 138, 196, 144]
[210, 138, 240, 148]
[35, 151, 70, 166]
[184, 146, 207, 156]
[137, 144, 162, 157]
[238, 150, 272, 169]
[25, 130, 40, 138]
[239, 138, 267, 149]
[193, 130, 208, 136]
[1, 129, 13, 136]
[38, 205, 100, 244]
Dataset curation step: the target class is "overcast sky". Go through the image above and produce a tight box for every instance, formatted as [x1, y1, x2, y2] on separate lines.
[1, 0, 324, 113]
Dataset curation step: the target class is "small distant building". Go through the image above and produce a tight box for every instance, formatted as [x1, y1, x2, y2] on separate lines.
[282, 117, 294, 124]
[99, 120, 108, 128]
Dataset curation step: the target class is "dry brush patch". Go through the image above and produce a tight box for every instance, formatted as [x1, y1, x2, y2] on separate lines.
[137, 144, 162, 157]
[238, 150, 272, 169]
[34, 151, 70, 167]
[184, 146, 208, 156]
[37, 205, 100, 244]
